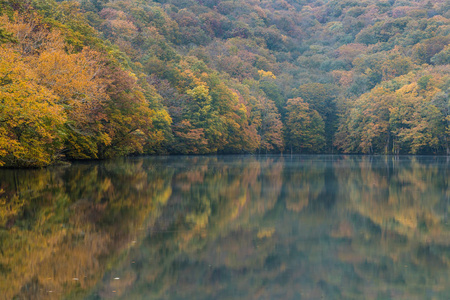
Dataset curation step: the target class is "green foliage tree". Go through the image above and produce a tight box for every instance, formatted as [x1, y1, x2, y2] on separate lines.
[285, 97, 325, 153]
[293, 83, 339, 151]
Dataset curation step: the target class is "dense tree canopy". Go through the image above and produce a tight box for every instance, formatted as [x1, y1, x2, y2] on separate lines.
[0, 0, 449, 166]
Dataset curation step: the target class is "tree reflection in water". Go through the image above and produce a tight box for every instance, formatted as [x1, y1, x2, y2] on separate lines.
[0, 156, 448, 299]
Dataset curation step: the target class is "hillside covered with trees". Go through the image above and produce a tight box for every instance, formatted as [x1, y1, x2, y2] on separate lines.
[0, 0, 449, 166]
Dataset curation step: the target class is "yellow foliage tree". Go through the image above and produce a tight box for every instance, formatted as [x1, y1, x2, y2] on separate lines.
[258, 69, 276, 80]
[0, 47, 66, 167]
[34, 44, 110, 159]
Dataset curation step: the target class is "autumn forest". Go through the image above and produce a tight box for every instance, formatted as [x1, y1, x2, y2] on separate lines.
[0, 0, 449, 167]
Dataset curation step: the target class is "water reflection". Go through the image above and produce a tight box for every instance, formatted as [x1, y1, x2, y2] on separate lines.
[0, 156, 449, 299]
[0, 159, 172, 300]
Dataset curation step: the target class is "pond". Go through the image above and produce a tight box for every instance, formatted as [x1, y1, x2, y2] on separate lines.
[0, 155, 449, 299]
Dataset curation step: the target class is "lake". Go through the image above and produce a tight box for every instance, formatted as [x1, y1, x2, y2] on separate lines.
[0, 155, 449, 299]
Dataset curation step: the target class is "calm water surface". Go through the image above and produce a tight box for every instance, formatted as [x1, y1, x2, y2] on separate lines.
[0, 155, 449, 299]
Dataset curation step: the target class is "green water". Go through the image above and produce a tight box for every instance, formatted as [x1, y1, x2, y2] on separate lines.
[0, 155, 449, 299]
